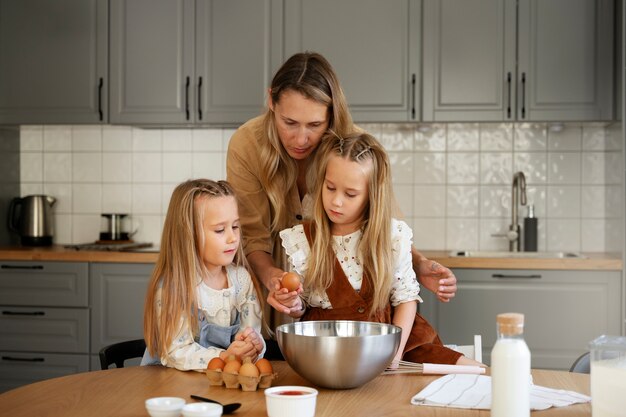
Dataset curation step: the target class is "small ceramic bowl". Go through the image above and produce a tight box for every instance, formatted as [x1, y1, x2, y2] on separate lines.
[145, 397, 186, 417]
[181, 402, 223, 417]
[264, 386, 318, 417]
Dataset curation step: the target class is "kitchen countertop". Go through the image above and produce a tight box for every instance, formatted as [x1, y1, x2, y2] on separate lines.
[0, 246, 621, 270]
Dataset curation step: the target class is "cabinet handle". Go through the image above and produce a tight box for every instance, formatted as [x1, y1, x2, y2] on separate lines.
[98, 77, 103, 121]
[521, 72, 526, 119]
[506, 72, 511, 118]
[2, 311, 45, 316]
[1, 264, 44, 270]
[2, 356, 45, 362]
[185, 76, 190, 121]
[492, 273, 541, 279]
[411, 73, 416, 119]
[197, 76, 203, 121]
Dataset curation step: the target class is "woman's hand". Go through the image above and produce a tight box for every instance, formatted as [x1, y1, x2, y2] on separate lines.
[418, 259, 457, 302]
[267, 273, 305, 317]
[412, 248, 457, 302]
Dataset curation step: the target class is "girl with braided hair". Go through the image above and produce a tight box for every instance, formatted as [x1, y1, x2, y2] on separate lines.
[270, 132, 483, 366]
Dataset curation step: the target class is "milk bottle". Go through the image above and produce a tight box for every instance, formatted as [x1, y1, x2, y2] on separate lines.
[491, 312, 530, 417]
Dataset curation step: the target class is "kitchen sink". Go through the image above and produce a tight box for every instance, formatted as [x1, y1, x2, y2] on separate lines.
[449, 250, 586, 259]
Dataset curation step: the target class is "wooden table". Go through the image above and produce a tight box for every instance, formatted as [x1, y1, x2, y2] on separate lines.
[0, 362, 590, 417]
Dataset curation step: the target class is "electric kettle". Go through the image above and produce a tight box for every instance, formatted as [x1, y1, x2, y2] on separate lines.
[8, 195, 56, 246]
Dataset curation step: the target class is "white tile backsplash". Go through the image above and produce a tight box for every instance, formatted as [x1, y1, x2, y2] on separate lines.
[102, 153, 132, 183]
[43, 126, 72, 151]
[43, 153, 72, 182]
[72, 126, 102, 151]
[72, 153, 102, 183]
[162, 153, 192, 183]
[20, 152, 43, 182]
[20, 122, 622, 251]
[102, 126, 132, 151]
[447, 123, 479, 151]
[415, 124, 446, 151]
[548, 152, 581, 184]
[20, 126, 43, 151]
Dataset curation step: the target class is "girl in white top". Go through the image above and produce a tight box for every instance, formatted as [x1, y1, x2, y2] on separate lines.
[143, 179, 265, 371]
[269, 132, 482, 366]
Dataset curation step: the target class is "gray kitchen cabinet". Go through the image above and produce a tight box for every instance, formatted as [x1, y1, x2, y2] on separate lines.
[89, 263, 153, 361]
[284, 0, 421, 122]
[422, 0, 614, 122]
[0, 261, 89, 392]
[420, 268, 622, 370]
[0, 0, 108, 124]
[110, 0, 282, 125]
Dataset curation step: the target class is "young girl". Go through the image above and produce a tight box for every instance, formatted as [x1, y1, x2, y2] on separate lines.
[270, 132, 481, 366]
[143, 179, 265, 371]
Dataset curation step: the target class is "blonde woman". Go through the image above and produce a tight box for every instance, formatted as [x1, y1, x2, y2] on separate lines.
[272, 132, 482, 366]
[143, 179, 265, 371]
[226, 52, 458, 323]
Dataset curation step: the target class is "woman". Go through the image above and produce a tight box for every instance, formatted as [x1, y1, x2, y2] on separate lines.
[226, 52, 456, 321]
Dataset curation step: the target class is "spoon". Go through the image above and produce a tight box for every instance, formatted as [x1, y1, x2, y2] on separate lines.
[190, 394, 241, 414]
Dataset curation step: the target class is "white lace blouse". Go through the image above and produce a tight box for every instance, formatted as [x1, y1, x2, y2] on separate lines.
[279, 218, 421, 309]
[157, 264, 265, 371]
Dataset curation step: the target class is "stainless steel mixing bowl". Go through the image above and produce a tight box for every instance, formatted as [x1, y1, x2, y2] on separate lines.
[275, 320, 401, 389]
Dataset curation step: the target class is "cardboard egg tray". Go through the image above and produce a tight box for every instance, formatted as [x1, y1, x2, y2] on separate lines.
[205, 369, 278, 391]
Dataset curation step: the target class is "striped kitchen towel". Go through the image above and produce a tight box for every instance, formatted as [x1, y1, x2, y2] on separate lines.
[411, 374, 590, 410]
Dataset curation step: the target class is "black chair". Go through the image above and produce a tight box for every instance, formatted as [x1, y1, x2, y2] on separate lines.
[99, 339, 146, 370]
[569, 351, 590, 374]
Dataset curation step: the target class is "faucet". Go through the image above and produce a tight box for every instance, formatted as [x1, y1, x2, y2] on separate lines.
[508, 171, 527, 251]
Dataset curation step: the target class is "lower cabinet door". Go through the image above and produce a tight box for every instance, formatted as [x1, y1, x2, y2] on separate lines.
[0, 306, 89, 353]
[0, 352, 89, 393]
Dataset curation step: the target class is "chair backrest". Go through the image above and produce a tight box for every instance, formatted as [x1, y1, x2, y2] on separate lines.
[99, 339, 146, 370]
[569, 352, 590, 374]
[445, 335, 482, 363]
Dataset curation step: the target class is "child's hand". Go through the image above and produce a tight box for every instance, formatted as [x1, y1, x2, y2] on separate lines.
[236, 327, 264, 354]
[223, 340, 257, 362]
[266, 273, 303, 316]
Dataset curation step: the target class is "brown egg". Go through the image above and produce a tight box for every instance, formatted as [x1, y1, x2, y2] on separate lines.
[207, 357, 225, 371]
[255, 358, 273, 375]
[223, 359, 241, 375]
[281, 272, 300, 292]
[239, 357, 260, 378]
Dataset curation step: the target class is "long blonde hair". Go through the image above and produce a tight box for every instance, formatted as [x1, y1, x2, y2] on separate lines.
[307, 132, 394, 316]
[258, 52, 353, 233]
[144, 179, 265, 358]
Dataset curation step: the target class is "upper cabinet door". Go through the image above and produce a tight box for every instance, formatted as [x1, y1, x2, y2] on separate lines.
[422, 0, 516, 122]
[284, 0, 420, 122]
[517, 0, 614, 121]
[0, 0, 107, 124]
[195, 0, 282, 124]
[109, 0, 195, 124]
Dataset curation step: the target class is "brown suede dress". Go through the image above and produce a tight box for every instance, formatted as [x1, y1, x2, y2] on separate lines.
[299, 223, 462, 365]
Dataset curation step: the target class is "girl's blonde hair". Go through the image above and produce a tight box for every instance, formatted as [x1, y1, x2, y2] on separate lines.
[307, 132, 394, 316]
[258, 51, 353, 233]
[144, 179, 265, 358]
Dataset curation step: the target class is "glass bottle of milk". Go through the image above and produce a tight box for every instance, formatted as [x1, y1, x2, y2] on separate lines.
[491, 313, 531, 417]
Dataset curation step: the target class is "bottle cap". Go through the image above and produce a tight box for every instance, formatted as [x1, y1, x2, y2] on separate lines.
[497, 312, 524, 335]
[527, 205, 535, 218]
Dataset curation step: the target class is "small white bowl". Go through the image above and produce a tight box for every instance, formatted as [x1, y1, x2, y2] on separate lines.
[265, 385, 318, 417]
[182, 402, 223, 417]
[145, 397, 186, 417]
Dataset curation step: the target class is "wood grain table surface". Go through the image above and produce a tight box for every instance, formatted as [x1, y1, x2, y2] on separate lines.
[0, 362, 591, 417]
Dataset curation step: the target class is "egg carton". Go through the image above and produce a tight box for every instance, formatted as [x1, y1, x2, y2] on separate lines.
[206, 369, 278, 391]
